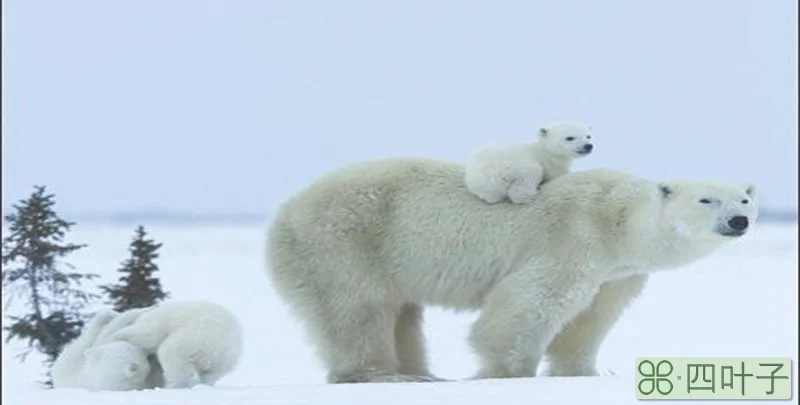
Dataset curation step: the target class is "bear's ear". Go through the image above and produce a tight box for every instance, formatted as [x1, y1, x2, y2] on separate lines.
[658, 183, 674, 199]
[125, 363, 140, 377]
[84, 347, 100, 360]
[538, 127, 548, 138]
[744, 184, 756, 198]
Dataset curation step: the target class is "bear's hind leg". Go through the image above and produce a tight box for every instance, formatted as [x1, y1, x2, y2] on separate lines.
[302, 292, 437, 383]
[506, 171, 544, 204]
[269, 218, 437, 383]
[315, 300, 402, 383]
[394, 303, 440, 380]
[465, 169, 512, 204]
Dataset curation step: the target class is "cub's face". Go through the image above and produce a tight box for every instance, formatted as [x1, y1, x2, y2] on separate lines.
[83, 342, 151, 391]
[659, 182, 758, 242]
[538, 121, 594, 158]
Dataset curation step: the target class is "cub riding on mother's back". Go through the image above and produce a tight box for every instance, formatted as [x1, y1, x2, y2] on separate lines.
[465, 121, 594, 204]
[266, 158, 756, 384]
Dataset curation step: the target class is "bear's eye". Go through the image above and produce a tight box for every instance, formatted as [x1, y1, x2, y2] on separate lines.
[699, 198, 712, 204]
[741, 199, 749, 204]
[586, 135, 592, 139]
[565, 137, 575, 141]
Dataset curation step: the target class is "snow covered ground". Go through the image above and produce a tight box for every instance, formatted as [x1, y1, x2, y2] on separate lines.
[2, 222, 797, 404]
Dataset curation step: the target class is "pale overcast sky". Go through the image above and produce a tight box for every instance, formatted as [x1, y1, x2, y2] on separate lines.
[2, 0, 797, 217]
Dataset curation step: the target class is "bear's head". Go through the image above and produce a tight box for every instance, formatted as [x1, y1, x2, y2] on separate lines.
[657, 181, 758, 244]
[82, 341, 151, 391]
[538, 121, 594, 158]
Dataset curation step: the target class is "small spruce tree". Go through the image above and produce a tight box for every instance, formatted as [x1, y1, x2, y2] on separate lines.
[1, 186, 99, 386]
[101, 225, 169, 312]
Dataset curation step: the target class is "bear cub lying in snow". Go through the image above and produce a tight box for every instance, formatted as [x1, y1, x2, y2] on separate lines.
[52, 301, 243, 391]
[110, 300, 244, 389]
[465, 121, 594, 204]
[52, 309, 152, 391]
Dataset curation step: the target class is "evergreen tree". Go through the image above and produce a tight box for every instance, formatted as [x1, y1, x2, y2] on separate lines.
[1, 186, 99, 386]
[101, 225, 168, 312]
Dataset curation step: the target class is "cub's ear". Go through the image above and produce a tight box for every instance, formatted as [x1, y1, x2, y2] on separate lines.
[83, 348, 100, 360]
[744, 184, 756, 198]
[125, 363, 140, 377]
[658, 183, 674, 198]
[538, 127, 549, 138]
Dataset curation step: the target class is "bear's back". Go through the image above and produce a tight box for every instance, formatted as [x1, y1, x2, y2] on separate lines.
[138, 301, 240, 332]
[268, 158, 661, 308]
[276, 158, 648, 255]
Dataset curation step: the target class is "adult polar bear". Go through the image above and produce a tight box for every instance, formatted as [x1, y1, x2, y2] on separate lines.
[266, 158, 756, 383]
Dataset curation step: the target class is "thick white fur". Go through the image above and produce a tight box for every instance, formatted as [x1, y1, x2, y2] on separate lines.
[95, 307, 165, 389]
[265, 158, 757, 383]
[110, 301, 243, 389]
[465, 121, 593, 204]
[95, 307, 152, 344]
[52, 310, 151, 391]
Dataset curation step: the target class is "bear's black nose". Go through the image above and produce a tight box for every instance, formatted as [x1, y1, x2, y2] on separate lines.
[583, 144, 593, 152]
[727, 215, 749, 231]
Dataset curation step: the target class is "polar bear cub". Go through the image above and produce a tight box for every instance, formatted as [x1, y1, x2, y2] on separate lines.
[94, 307, 166, 389]
[465, 121, 594, 204]
[109, 301, 243, 389]
[52, 310, 151, 391]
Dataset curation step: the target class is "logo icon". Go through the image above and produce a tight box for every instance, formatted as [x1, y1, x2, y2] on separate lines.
[637, 359, 674, 395]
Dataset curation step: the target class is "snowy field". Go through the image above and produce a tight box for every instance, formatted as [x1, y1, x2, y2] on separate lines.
[2, 221, 797, 404]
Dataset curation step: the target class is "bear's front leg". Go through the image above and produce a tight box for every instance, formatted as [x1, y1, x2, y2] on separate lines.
[544, 274, 649, 377]
[468, 271, 598, 379]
